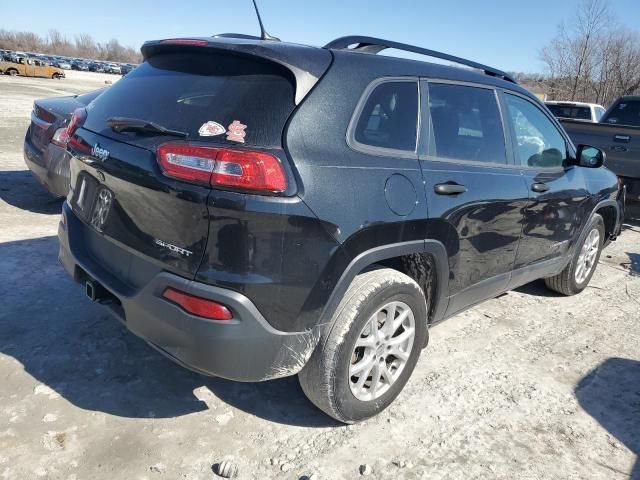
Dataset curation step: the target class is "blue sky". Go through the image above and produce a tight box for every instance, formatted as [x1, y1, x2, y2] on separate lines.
[3, 0, 639, 72]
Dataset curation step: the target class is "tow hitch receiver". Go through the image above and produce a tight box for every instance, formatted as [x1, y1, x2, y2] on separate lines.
[85, 279, 108, 302]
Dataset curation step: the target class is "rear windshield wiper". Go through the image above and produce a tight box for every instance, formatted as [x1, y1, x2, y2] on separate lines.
[106, 117, 188, 138]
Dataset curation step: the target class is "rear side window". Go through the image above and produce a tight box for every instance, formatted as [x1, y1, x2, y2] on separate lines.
[546, 104, 591, 121]
[428, 83, 506, 164]
[605, 100, 640, 127]
[351, 80, 419, 153]
[83, 52, 296, 147]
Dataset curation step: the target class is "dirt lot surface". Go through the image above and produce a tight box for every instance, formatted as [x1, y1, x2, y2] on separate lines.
[1, 73, 639, 480]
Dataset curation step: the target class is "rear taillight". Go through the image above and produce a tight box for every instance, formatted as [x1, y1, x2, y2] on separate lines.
[157, 144, 287, 193]
[51, 127, 70, 147]
[33, 103, 56, 123]
[52, 108, 86, 147]
[67, 108, 87, 138]
[162, 287, 233, 321]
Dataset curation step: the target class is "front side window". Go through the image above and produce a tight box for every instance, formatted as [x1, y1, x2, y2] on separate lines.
[505, 94, 567, 168]
[353, 80, 418, 152]
[594, 106, 606, 121]
[428, 83, 506, 164]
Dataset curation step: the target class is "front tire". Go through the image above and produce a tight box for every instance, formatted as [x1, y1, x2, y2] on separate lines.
[545, 214, 605, 295]
[299, 268, 428, 423]
[7, 69, 18, 76]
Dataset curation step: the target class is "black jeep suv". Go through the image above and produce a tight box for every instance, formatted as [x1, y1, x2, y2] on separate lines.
[58, 35, 624, 423]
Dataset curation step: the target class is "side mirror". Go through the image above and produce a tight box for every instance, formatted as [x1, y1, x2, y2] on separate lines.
[576, 144, 605, 168]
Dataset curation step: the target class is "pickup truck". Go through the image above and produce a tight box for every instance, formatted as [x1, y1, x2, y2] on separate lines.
[0, 57, 65, 79]
[559, 96, 639, 201]
[546, 101, 606, 123]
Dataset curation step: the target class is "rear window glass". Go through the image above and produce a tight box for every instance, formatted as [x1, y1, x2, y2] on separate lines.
[605, 101, 640, 127]
[428, 83, 506, 164]
[352, 81, 419, 152]
[83, 52, 296, 147]
[546, 104, 592, 120]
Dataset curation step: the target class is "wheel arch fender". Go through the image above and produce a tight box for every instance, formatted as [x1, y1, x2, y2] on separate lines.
[588, 198, 620, 242]
[315, 239, 450, 336]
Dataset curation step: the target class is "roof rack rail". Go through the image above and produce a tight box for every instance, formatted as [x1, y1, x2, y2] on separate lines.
[324, 36, 516, 84]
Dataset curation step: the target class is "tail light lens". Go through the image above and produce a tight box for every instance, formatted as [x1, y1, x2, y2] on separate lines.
[33, 103, 56, 123]
[162, 287, 233, 321]
[51, 127, 70, 147]
[157, 144, 287, 193]
[67, 108, 87, 138]
[52, 107, 87, 147]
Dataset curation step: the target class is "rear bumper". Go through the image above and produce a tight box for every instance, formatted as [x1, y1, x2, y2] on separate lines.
[23, 134, 69, 197]
[58, 202, 318, 381]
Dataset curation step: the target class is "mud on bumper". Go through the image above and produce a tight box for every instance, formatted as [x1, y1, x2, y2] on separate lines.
[58, 202, 318, 382]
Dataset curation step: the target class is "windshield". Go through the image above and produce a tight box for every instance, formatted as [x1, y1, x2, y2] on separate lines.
[83, 51, 296, 147]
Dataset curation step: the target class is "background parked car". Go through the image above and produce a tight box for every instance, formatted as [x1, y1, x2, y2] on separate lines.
[23, 88, 107, 197]
[71, 60, 89, 71]
[120, 64, 136, 75]
[0, 56, 65, 79]
[89, 62, 105, 73]
[545, 101, 606, 123]
[105, 63, 121, 74]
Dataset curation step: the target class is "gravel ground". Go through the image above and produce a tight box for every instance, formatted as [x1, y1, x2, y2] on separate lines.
[0, 73, 639, 480]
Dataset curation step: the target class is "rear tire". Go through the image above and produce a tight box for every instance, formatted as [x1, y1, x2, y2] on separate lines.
[544, 214, 604, 295]
[299, 268, 428, 423]
[7, 69, 18, 76]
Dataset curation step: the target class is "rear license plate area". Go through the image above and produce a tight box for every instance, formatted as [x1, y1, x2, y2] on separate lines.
[71, 173, 114, 232]
[71, 172, 99, 222]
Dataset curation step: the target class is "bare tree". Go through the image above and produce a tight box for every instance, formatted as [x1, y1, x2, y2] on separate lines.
[75, 33, 97, 59]
[539, 0, 640, 106]
[0, 28, 141, 63]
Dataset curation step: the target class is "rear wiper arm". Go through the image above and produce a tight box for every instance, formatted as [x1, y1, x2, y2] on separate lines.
[106, 117, 188, 138]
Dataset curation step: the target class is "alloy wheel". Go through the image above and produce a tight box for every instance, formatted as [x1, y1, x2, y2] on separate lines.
[575, 228, 600, 284]
[349, 301, 416, 401]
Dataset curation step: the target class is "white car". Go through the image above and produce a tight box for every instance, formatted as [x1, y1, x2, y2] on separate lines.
[106, 63, 121, 74]
[545, 101, 606, 123]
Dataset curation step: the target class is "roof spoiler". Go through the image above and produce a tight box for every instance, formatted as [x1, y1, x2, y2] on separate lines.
[325, 36, 516, 84]
[141, 37, 332, 105]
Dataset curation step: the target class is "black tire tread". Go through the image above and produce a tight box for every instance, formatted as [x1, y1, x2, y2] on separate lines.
[299, 268, 425, 423]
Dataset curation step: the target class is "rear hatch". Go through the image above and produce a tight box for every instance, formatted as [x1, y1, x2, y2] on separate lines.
[67, 41, 330, 282]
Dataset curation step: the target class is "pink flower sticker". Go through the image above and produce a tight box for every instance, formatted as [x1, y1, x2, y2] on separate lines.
[226, 120, 247, 143]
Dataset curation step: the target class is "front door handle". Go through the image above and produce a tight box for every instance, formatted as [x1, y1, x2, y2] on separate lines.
[434, 183, 467, 195]
[531, 182, 550, 193]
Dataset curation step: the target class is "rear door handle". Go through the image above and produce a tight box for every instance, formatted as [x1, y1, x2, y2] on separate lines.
[434, 183, 467, 195]
[531, 182, 550, 193]
[614, 135, 631, 143]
